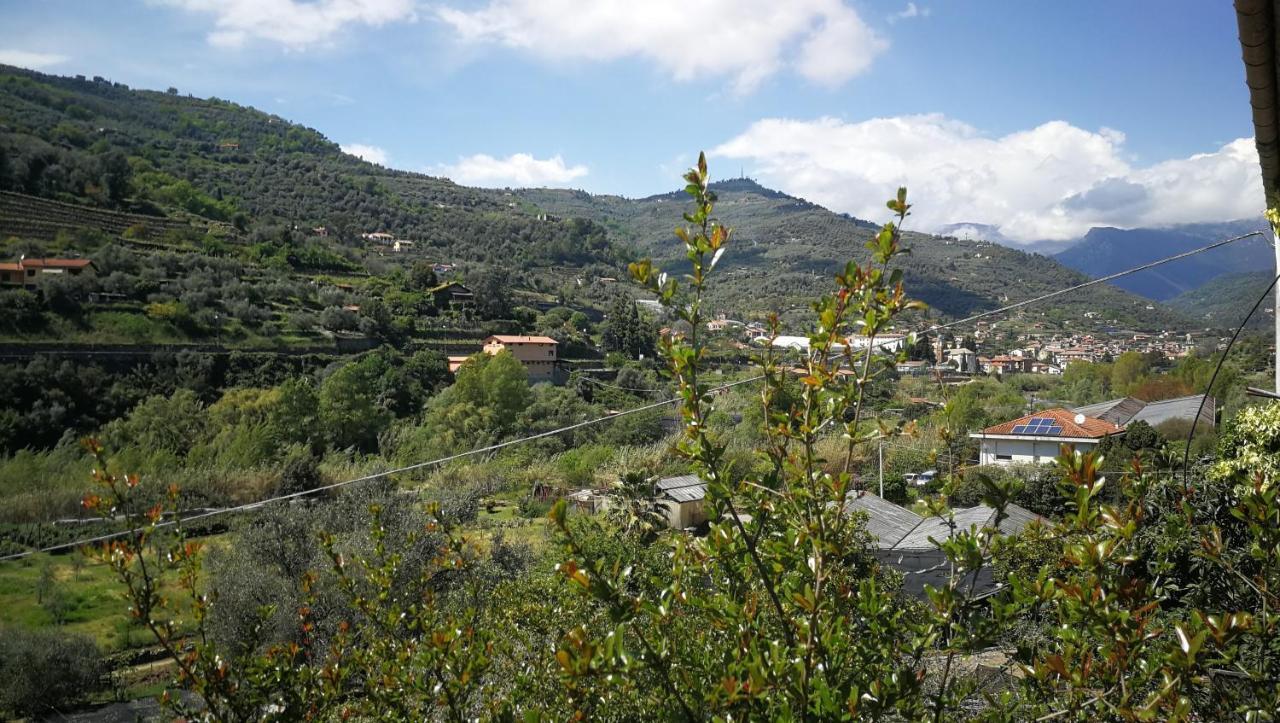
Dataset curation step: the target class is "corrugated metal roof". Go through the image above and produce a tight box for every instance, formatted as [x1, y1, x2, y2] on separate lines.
[1131, 394, 1216, 429]
[888, 503, 1044, 551]
[998, 503, 1043, 537]
[843, 491, 924, 549]
[1073, 397, 1146, 426]
[655, 474, 706, 503]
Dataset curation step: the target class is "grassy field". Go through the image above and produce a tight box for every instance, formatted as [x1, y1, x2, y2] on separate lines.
[0, 553, 150, 651]
[0, 534, 225, 653]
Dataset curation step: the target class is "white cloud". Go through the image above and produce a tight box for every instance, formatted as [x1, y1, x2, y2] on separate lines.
[157, 0, 415, 49]
[0, 49, 69, 69]
[712, 115, 1264, 241]
[431, 153, 588, 188]
[341, 143, 389, 165]
[888, 2, 930, 23]
[435, 0, 887, 93]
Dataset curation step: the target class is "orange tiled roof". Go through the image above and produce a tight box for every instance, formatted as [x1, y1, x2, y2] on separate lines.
[980, 408, 1122, 439]
[0, 263, 21, 271]
[17, 258, 93, 269]
[485, 335, 558, 345]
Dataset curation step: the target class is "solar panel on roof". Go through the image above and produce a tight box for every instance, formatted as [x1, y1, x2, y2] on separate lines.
[1012, 417, 1063, 436]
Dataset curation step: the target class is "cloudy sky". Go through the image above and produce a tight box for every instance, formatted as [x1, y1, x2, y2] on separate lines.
[0, 1, 1262, 241]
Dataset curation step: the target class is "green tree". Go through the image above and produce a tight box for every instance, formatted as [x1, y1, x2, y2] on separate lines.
[318, 358, 392, 451]
[1110, 350, 1151, 395]
[408, 260, 438, 291]
[104, 389, 208, 459]
[270, 377, 321, 451]
[469, 267, 513, 321]
[390, 351, 532, 460]
[0, 628, 105, 717]
[601, 294, 655, 360]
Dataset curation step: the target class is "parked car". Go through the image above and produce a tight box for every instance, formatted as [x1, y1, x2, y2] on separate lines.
[904, 470, 938, 487]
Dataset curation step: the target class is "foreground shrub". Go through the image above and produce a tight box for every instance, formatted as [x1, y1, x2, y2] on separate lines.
[0, 627, 106, 716]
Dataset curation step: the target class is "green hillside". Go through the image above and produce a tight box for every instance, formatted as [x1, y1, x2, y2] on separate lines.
[1169, 270, 1276, 329]
[0, 63, 1190, 344]
[0, 65, 625, 268]
[518, 179, 1191, 331]
[0, 65, 634, 351]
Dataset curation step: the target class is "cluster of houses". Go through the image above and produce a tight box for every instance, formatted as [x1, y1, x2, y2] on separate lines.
[1012, 331, 1200, 367]
[0, 256, 94, 287]
[694, 304, 1209, 380]
[358, 231, 439, 255]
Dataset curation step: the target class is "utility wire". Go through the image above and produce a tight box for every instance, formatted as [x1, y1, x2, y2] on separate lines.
[0, 376, 761, 562]
[1180, 271, 1280, 491]
[3, 228, 1262, 562]
[926, 230, 1266, 333]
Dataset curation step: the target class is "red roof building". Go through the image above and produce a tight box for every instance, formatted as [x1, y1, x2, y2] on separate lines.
[0, 257, 94, 287]
[970, 408, 1123, 466]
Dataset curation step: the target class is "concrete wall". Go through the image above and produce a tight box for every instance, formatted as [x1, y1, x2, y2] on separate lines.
[977, 437, 1099, 465]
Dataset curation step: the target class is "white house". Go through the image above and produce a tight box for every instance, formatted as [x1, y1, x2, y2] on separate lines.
[970, 408, 1123, 466]
[755, 333, 906, 354]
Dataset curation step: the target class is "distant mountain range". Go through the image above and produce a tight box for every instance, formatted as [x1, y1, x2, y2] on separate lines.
[937, 216, 1274, 302]
[1053, 220, 1273, 301]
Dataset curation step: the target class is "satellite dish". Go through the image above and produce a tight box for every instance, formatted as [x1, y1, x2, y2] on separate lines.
[1074, 413, 1086, 425]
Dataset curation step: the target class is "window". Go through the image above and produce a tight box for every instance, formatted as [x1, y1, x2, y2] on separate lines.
[996, 454, 1012, 461]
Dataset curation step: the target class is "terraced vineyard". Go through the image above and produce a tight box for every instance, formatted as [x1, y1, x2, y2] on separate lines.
[0, 191, 224, 242]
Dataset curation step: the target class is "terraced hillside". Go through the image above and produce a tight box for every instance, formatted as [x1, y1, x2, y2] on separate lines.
[0, 190, 223, 241]
[1, 64, 1188, 335]
[518, 179, 1191, 331]
[0, 65, 625, 274]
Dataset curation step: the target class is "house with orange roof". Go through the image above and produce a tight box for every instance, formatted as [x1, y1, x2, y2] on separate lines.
[969, 408, 1124, 466]
[0, 257, 94, 288]
[482, 334, 558, 381]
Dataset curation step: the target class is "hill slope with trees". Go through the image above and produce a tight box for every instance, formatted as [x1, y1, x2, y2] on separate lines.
[518, 179, 1191, 330]
[1054, 219, 1272, 301]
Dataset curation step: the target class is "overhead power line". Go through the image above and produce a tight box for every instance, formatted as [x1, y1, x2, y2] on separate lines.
[929, 231, 1267, 332]
[0, 376, 761, 562]
[2, 228, 1262, 563]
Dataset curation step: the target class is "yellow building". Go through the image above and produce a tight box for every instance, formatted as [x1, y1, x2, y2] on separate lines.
[481, 335, 559, 381]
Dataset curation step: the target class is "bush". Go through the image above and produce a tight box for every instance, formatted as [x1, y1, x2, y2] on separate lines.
[276, 445, 322, 496]
[0, 627, 105, 716]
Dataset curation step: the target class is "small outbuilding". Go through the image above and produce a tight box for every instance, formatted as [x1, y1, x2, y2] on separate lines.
[654, 475, 707, 531]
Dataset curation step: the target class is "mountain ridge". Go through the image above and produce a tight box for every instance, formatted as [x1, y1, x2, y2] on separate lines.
[1053, 219, 1271, 301]
[0, 64, 1190, 333]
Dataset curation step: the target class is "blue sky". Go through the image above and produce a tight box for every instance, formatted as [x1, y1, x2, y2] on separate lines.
[0, 1, 1263, 240]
